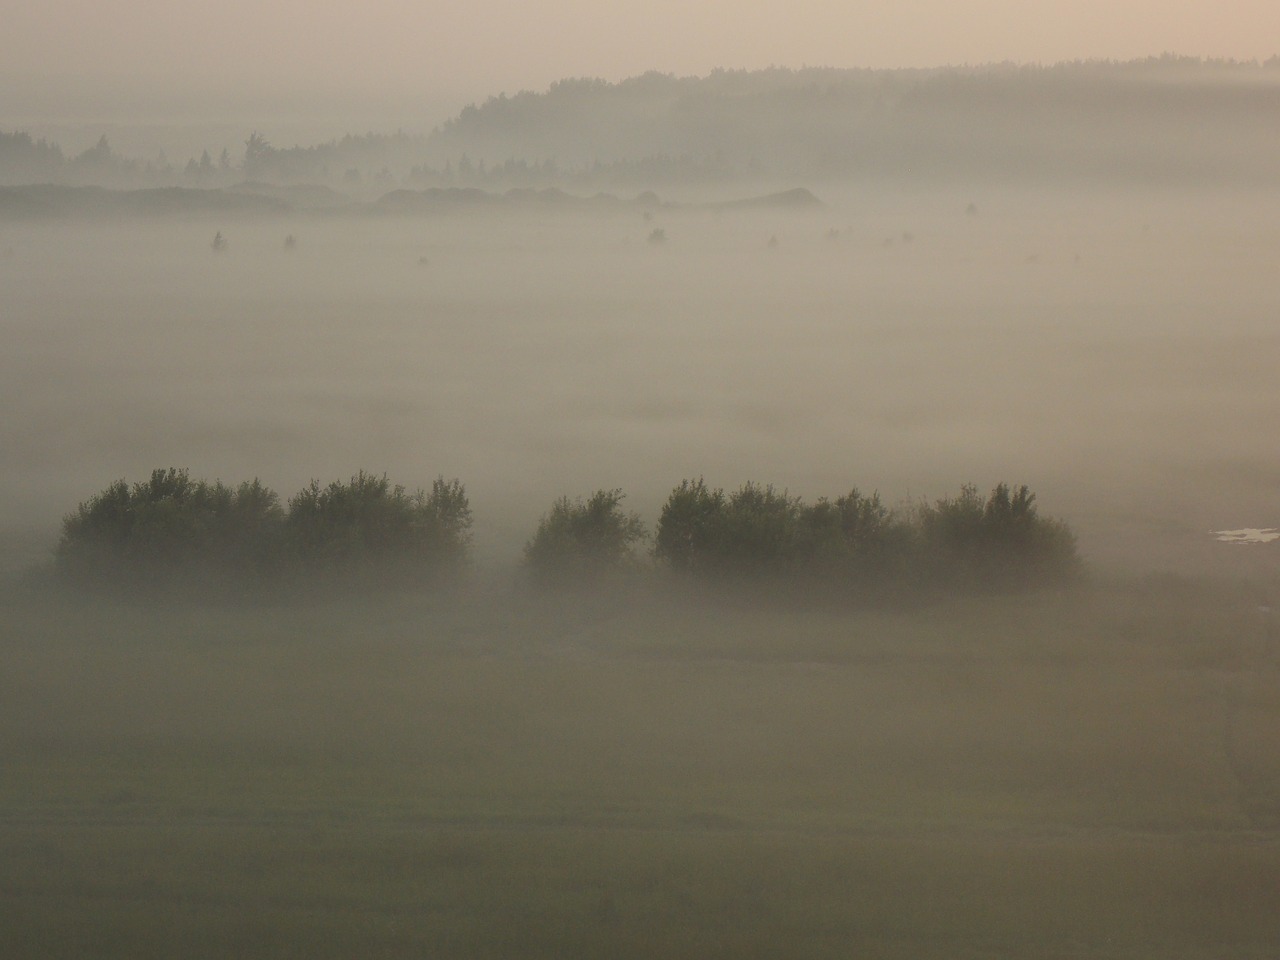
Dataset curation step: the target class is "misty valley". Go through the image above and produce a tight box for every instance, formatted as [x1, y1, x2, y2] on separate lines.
[3, 182, 1278, 576]
[4, 62, 1280, 958]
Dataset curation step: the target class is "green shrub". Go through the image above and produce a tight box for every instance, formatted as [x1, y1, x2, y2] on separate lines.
[56, 469, 472, 596]
[653, 478, 727, 574]
[917, 482, 1077, 586]
[283, 472, 472, 586]
[721, 483, 806, 575]
[655, 479, 809, 578]
[55, 469, 1075, 599]
[799, 489, 916, 585]
[524, 489, 647, 582]
[656, 479, 1077, 593]
[656, 480, 905, 583]
[56, 468, 285, 593]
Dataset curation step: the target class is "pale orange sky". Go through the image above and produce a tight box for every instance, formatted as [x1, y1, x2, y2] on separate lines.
[3, 0, 1278, 123]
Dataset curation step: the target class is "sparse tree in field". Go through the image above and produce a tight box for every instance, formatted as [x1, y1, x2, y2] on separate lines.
[211, 231, 227, 252]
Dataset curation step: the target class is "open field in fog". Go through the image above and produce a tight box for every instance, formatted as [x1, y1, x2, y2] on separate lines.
[3, 179, 1280, 957]
[3, 576, 1280, 958]
[3, 182, 1280, 577]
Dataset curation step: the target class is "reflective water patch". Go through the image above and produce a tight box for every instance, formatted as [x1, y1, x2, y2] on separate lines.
[1213, 528, 1280, 544]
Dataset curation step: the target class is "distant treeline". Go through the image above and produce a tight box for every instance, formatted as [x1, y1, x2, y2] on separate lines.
[0, 130, 421, 191]
[56, 469, 1077, 599]
[6, 57, 1280, 191]
[0, 133, 158, 189]
[0, 182, 816, 221]
[426, 58, 1280, 187]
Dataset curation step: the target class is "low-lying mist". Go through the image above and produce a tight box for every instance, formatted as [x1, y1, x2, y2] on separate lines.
[3, 182, 1279, 580]
[5, 174, 1280, 960]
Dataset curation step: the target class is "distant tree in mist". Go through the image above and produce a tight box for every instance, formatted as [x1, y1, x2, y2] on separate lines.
[0, 131, 66, 184]
[654, 479, 1076, 593]
[655, 480, 906, 584]
[283, 472, 472, 587]
[524, 489, 647, 583]
[58, 135, 142, 186]
[185, 149, 218, 181]
[75, 135, 113, 167]
[915, 482, 1077, 586]
[652, 478, 726, 574]
[243, 131, 273, 177]
[56, 469, 471, 596]
[56, 468, 284, 595]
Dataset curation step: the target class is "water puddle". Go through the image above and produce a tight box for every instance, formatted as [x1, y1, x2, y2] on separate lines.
[1213, 528, 1280, 544]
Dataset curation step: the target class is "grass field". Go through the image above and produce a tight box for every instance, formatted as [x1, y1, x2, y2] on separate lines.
[3, 574, 1279, 958]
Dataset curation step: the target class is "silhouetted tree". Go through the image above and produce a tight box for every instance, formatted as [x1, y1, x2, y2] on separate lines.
[525, 489, 646, 583]
[56, 468, 285, 594]
[283, 472, 471, 586]
[243, 131, 273, 176]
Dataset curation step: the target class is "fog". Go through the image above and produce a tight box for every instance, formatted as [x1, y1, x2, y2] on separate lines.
[5, 63, 1280, 958]
[3, 182, 1279, 577]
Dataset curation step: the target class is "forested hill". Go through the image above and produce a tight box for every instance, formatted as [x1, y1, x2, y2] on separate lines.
[4, 59, 1280, 190]
[422, 59, 1280, 186]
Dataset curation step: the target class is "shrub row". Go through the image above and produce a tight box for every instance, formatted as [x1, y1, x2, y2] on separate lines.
[57, 468, 472, 595]
[529, 480, 1078, 592]
[57, 470, 1077, 597]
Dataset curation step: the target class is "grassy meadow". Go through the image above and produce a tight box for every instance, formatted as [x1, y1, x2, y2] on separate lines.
[3, 573, 1279, 958]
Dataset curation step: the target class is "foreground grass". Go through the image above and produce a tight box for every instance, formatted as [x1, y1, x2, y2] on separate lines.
[2, 575, 1279, 958]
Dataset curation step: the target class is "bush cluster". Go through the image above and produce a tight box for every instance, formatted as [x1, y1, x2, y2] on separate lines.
[522, 479, 1076, 594]
[654, 479, 1077, 592]
[523, 489, 646, 584]
[57, 468, 472, 596]
[652, 480, 914, 586]
[284, 473, 472, 585]
[914, 482, 1079, 587]
[57, 470, 1076, 599]
[655, 481, 1075, 593]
